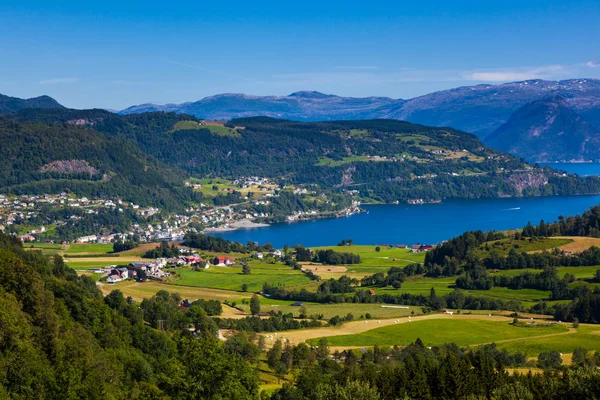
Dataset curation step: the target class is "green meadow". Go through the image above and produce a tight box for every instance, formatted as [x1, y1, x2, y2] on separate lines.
[170, 262, 312, 292]
[311, 319, 569, 348]
[67, 243, 114, 254]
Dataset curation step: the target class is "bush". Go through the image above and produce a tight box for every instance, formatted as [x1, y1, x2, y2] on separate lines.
[537, 351, 563, 369]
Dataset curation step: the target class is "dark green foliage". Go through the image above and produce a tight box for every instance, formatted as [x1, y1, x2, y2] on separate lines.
[250, 294, 260, 315]
[183, 232, 273, 253]
[0, 118, 201, 211]
[113, 239, 136, 253]
[9, 109, 600, 203]
[216, 312, 322, 332]
[313, 249, 361, 265]
[143, 241, 179, 258]
[0, 231, 258, 398]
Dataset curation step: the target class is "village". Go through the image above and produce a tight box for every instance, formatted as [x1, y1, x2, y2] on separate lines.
[0, 175, 362, 245]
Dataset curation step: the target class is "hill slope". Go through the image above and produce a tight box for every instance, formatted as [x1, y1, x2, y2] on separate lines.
[485, 96, 600, 162]
[118, 79, 600, 138]
[0, 117, 200, 210]
[7, 109, 600, 203]
[0, 93, 64, 113]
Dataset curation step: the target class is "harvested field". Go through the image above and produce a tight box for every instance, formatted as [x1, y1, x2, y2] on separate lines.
[553, 236, 600, 253]
[300, 264, 347, 273]
[98, 281, 248, 302]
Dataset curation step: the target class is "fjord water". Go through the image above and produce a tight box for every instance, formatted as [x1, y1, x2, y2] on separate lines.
[213, 195, 600, 248]
[214, 163, 600, 248]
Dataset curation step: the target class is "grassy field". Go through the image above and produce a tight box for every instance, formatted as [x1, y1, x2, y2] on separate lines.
[169, 263, 312, 292]
[237, 302, 422, 320]
[313, 246, 425, 267]
[24, 243, 65, 255]
[496, 265, 600, 280]
[310, 318, 569, 348]
[172, 120, 241, 137]
[99, 280, 248, 302]
[497, 324, 600, 356]
[477, 237, 573, 258]
[67, 243, 114, 254]
[67, 260, 123, 270]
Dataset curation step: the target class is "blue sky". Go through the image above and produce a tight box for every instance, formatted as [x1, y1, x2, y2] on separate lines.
[1, 0, 599, 109]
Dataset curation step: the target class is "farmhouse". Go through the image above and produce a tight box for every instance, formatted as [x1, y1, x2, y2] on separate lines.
[213, 256, 236, 266]
[106, 267, 129, 283]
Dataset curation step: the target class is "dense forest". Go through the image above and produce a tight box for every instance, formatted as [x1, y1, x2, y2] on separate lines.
[7, 108, 600, 203]
[0, 118, 201, 211]
[0, 231, 259, 399]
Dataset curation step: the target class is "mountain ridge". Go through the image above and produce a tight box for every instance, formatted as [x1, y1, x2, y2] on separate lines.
[0, 93, 64, 113]
[117, 78, 600, 138]
[485, 96, 600, 162]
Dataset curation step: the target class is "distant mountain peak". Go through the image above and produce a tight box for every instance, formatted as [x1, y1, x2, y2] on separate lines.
[288, 91, 335, 99]
[0, 93, 64, 113]
[485, 95, 600, 162]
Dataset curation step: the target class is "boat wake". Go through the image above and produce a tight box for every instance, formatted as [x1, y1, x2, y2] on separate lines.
[505, 207, 521, 211]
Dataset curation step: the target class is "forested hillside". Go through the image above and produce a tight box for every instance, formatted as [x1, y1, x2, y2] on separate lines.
[0, 118, 201, 210]
[0, 93, 63, 113]
[0, 232, 259, 399]
[7, 108, 600, 203]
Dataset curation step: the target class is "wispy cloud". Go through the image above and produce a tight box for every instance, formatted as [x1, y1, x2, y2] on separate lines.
[39, 77, 79, 85]
[587, 59, 599, 68]
[165, 59, 260, 82]
[463, 65, 566, 82]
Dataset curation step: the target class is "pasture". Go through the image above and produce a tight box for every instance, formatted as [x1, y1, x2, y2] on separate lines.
[313, 318, 569, 348]
[237, 302, 422, 320]
[476, 237, 573, 258]
[99, 280, 248, 302]
[67, 243, 114, 254]
[169, 263, 312, 292]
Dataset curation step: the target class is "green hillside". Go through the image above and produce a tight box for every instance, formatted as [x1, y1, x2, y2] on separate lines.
[0, 118, 200, 210]
[7, 109, 600, 203]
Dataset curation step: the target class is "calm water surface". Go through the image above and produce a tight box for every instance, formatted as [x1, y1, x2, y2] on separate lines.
[213, 195, 600, 248]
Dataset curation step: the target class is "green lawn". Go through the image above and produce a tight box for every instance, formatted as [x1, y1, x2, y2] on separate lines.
[237, 301, 422, 320]
[311, 319, 568, 348]
[496, 266, 600, 280]
[312, 245, 426, 267]
[172, 121, 240, 137]
[372, 275, 550, 302]
[67, 260, 123, 270]
[477, 237, 573, 258]
[169, 263, 312, 292]
[67, 243, 114, 254]
[497, 325, 600, 356]
[25, 243, 64, 255]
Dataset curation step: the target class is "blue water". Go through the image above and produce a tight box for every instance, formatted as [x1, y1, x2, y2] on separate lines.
[539, 162, 600, 177]
[212, 195, 600, 248]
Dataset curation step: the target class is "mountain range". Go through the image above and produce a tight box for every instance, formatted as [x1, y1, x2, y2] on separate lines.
[486, 96, 600, 162]
[4, 107, 600, 207]
[3, 78, 600, 163]
[118, 79, 600, 139]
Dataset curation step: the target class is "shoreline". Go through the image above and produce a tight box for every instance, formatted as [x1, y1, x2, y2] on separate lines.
[203, 219, 270, 233]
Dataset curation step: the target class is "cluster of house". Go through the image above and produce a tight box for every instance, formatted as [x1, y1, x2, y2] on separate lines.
[253, 250, 283, 259]
[102, 250, 239, 284]
[410, 244, 435, 253]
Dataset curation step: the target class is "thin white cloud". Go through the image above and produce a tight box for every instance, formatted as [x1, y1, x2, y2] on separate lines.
[463, 65, 566, 82]
[39, 78, 79, 85]
[587, 60, 599, 68]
